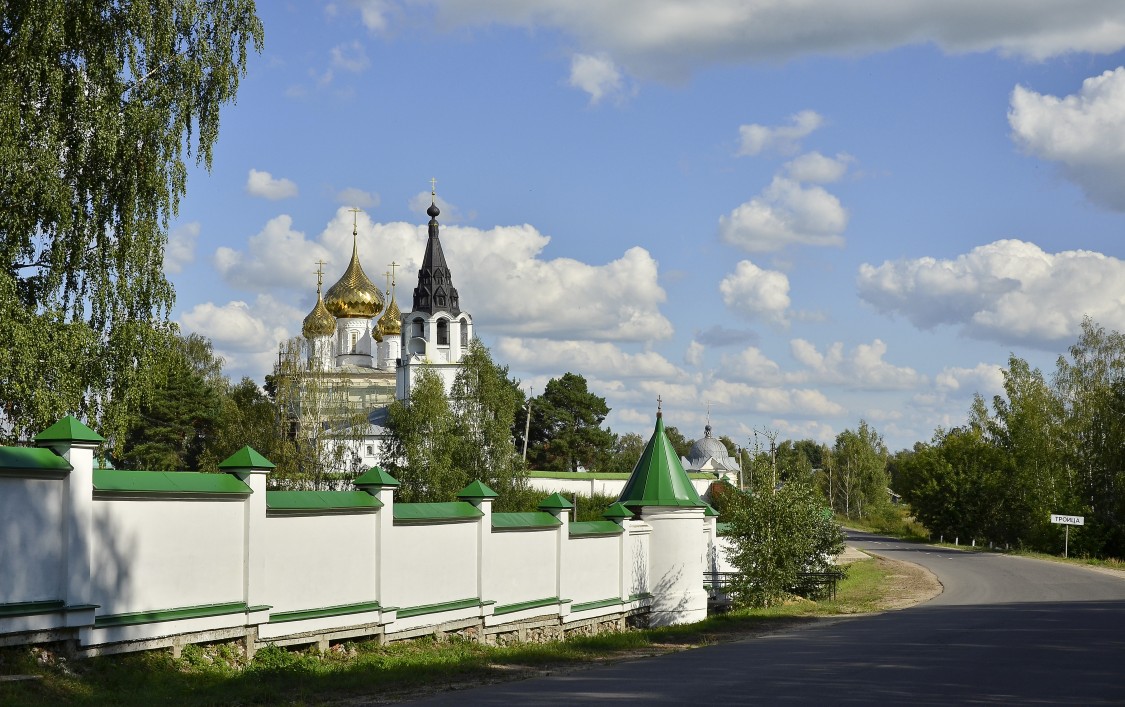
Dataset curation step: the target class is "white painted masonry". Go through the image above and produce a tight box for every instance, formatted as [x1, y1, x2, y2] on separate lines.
[0, 420, 719, 655]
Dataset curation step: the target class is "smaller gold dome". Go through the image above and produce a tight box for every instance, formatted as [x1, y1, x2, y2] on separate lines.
[379, 291, 402, 337]
[302, 278, 336, 339]
[324, 234, 384, 320]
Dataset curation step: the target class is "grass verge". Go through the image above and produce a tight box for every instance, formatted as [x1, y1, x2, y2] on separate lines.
[840, 507, 1125, 571]
[0, 558, 897, 707]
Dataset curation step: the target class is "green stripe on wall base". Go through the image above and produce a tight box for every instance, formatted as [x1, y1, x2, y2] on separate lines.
[492, 597, 562, 616]
[396, 598, 485, 619]
[269, 601, 382, 624]
[0, 601, 99, 618]
[93, 602, 266, 628]
[570, 598, 623, 612]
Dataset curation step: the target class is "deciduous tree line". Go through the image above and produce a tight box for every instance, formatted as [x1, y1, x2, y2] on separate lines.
[1, 0, 262, 446]
[896, 319, 1125, 559]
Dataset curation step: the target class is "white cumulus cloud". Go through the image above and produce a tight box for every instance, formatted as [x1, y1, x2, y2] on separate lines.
[335, 187, 380, 209]
[246, 169, 299, 200]
[720, 177, 848, 252]
[1010, 66, 1125, 210]
[568, 53, 628, 104]
[330, 40, 371, 72]
[351, 0, 390, 32]
[420, 2, 1125, 78]
[702, 380, 846, 417]
[214, 215, 334, 291]
[738, 110, 823, 156]
[684, 340, 705, 367]
[719, 347, 783, 384]
[858, 238, 1125, 347]
[784, 151, 852, 184]
[164, 222, 199, 275]
[333, 208, 675, 342]
[935, 363, 1005, 395]
[495, 338, 683, 379]
[719, 260, 791, 324]
[788, 338, 924, 390]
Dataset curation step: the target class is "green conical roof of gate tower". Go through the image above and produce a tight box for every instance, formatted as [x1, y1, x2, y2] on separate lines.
[618, 413, 706, 510]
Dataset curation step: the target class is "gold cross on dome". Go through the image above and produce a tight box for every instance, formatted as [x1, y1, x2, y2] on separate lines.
[657, 395, 663, 414]
[388, 260, 399, 285]
[315, 259, 327, 288]
[348, 207, 362, 235]
[429, 177, 437, 196]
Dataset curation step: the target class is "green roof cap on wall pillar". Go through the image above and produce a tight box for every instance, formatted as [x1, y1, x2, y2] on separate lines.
[34, 416, 104, 445]
[217, 446, 275, 471]
[603, 502, 634, 521]
[457, 480, 498, 500]
[353, 466, 400, 488]
[618, 413, 706, 510]
[703, 503, 719, 517]
[537, 492, 574, 511]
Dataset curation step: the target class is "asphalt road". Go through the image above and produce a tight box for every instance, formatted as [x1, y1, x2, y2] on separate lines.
[406, 530, 1125, 705]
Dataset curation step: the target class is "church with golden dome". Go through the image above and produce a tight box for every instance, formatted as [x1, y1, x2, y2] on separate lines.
[285, 189, 472, 474]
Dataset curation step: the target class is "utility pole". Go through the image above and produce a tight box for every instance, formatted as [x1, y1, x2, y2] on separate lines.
[522, 387, 533, 462]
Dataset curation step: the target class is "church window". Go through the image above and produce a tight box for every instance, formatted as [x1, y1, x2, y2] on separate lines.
[366, 445, 374, 456]
[412, 318, 424, 338]
[437, 319, 449, 345]
[460, 319, 468, 346]
[349, 331, 358, 352]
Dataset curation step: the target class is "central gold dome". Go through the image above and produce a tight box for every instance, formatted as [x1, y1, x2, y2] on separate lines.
[324, 236, 384, 320]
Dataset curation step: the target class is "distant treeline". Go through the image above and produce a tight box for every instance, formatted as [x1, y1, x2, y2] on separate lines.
[895, 319, 1125, 559]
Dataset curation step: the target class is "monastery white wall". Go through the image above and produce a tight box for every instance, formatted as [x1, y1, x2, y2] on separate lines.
[562, 535, 621, 607]
[0, 477, 64, 604]
[264, 512, 378, 616]
[1, 432, 714, 655]
[486, 529, 558, 608]
[384, 520, 479, 609]
[527, 474, 717, 500]
[89, 497, 246, 616]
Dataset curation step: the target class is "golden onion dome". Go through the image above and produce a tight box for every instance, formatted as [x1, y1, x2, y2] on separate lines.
[302, 268, 336, 339]
[379, 290, 402, 337]
[324, 231, 384, 320]
[302, 289, 336, 339]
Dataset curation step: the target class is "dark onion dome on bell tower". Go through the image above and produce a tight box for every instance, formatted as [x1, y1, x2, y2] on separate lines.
[412, 187, 460, 316]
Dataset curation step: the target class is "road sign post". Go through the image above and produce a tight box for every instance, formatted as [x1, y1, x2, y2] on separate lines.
[1050, 514, 1085, 558]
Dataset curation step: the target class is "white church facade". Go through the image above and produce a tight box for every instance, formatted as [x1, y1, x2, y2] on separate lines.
[288, 191, 472, 473]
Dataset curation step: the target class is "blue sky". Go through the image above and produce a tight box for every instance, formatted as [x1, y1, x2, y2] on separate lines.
[168, 1, 1125, 451]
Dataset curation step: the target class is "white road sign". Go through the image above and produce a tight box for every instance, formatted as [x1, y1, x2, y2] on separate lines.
[1050, 514, 1085, 526]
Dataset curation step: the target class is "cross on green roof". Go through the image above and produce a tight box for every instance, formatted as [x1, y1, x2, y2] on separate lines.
[617, 413, 706, 509]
